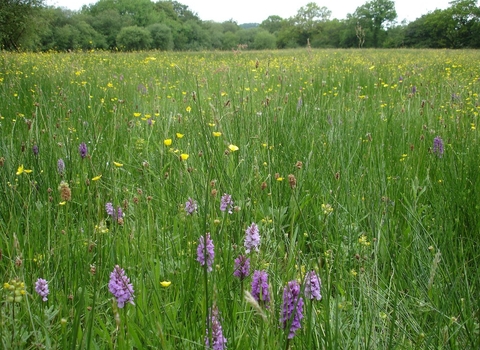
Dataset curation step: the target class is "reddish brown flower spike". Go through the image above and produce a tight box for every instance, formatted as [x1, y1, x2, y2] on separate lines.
[288, 174, 296, 189]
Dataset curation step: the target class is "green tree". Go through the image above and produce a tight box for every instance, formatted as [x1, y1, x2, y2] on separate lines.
[147, 23, 173, 50]
[236, 28, 258, 48]
[382, 22, 406, 47]
[282, 3, 333, 47]
[222, 31, 238, 50]
[404, 11, 446, 48]
[170, 20, 210, 50]
[221, 19, 240, 33]
[354, 0, 397, 47]
[448, 0, 480, 47]
[260, 15, 284, 34]
[310, 19, 345, 48]
[86, 0, 158, 26]
[35, 7, 78, 50]
[170, 0, 199, 22]
[116, 0, 159, 26]
[276, 20, 302, 48]
[154, 0, 179, 21]
[252, 30, 276, 50]
[0, 0, 44, 50]
[294, 2, 331, 30]
[18, 4, 52, 50]
[75, 13, 108, 49]
[404, 1, 480, 48]
[116, 25, 152, 50]
[338, 14, 363, 47]
[54, 24, 80, 50]
[88, 8, 132, 49]
[153, 1, 199, 22]
[204, 21, 225, 49]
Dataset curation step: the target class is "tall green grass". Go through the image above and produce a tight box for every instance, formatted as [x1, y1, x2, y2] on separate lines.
[0, 49, 479, 349]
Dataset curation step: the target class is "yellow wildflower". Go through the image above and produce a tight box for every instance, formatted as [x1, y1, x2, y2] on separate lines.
[16, 165, 24, 175]
[160, 281, 172, 287]
[92, 175, 102, 181]
[228, 144, 239, 152]
[213, 132, 222, 137]
[113, 162, 123, 167]
[164, 139, 172, 146]
[180, 153, 189, 161]
[358, 234, 371, 246]
[16, 165, 32, 175]
[176, 133, 184, 138]
[321, 203, 334, 215]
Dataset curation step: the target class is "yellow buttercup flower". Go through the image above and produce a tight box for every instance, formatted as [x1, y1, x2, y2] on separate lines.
[164, 139, 172, 146]
[16, 165, 32, 175]
[160, 281, 171, 287]
[92, 175, 102, 181]
[133, 112, 141, 117]
[228, 144, 239, 152]
[176, 133, 184, 138]
[186, 106, 192, 113]
[213, 132, 222, 137]
[16, 165, 24, 175]
[113, 162, 123, 167]
[180, 153, 189, 161]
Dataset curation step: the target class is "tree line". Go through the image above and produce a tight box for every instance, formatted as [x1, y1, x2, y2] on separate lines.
[1, 0, 479, 51]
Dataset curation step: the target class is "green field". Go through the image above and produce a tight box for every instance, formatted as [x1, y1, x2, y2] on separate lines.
[1, 49, 479, 349]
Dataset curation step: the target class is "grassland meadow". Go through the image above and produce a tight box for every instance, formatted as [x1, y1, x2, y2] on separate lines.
[0, 49, 479, 349]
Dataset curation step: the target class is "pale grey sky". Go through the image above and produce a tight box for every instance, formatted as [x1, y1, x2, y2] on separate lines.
[45, 0, 454, 24]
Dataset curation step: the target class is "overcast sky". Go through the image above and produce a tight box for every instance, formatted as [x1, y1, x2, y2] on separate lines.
[45, 0, 453, 24]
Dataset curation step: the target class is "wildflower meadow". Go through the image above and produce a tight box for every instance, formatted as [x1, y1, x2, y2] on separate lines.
[0, 49, 479, 349]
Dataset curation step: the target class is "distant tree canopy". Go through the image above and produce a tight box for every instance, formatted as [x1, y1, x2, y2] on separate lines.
[404, 0, 480, 48]
[353, 0, 397, 47]
[2, 0, 480, 51]
[0, 0, 44, 50]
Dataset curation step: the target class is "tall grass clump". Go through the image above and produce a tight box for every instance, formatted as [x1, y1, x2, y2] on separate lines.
[0, 48, 479, 349]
